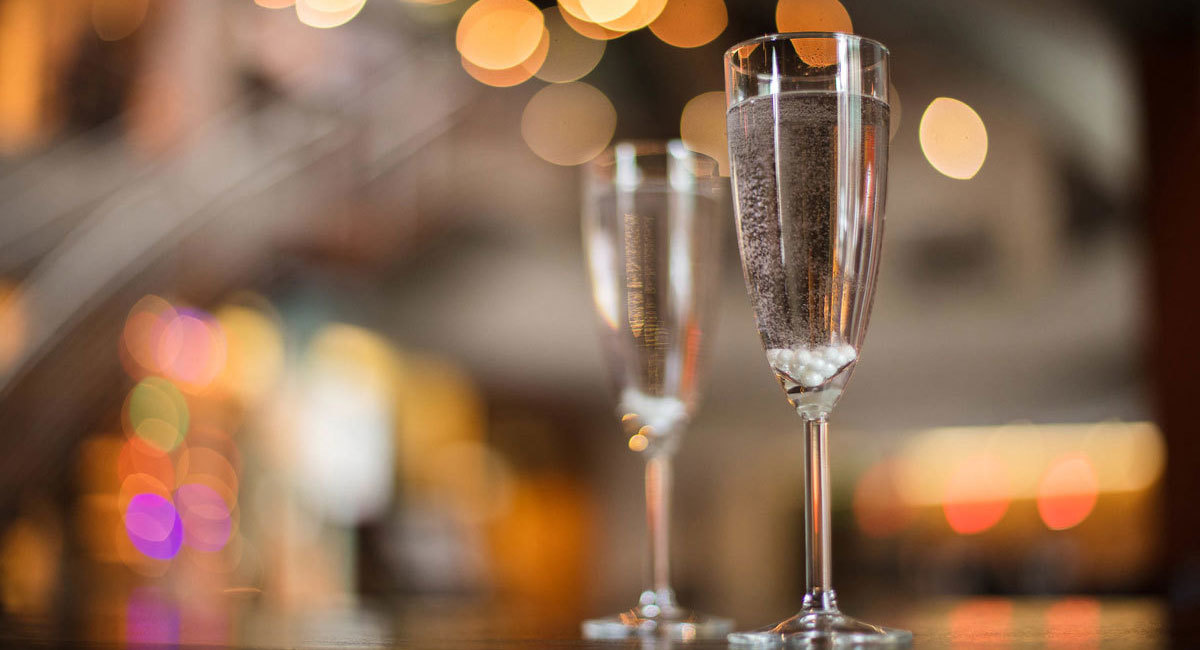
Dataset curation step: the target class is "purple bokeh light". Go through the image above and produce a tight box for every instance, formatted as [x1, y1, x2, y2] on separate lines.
[124, 493, 183, 559]
[175, 483, 232, 552]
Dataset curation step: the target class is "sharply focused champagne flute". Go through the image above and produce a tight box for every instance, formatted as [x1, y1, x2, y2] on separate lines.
[581, 141, 732, 639]
[724, 34, 911, 645]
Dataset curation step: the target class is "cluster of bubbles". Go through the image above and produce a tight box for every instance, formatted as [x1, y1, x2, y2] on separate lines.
[766, 343, 857, 388]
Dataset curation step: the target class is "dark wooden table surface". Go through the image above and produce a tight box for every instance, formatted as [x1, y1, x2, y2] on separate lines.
[0, 596, 1169, 648]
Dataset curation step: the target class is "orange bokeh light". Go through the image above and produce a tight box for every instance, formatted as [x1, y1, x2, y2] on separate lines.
[649, 0, 727, 48]
[775, 0, 853, 68]
[456, 0, 545, 70]
[943, 455, 1010, 535]
[461, 27, 549, 87]
[598, 0, 667, 32]
[558, 6, 626, 40]
[117, 438, 176, 490]
[121, 295, 177, 378]
[1037, 455, 1099, 531]
[117, 473, 172, 516]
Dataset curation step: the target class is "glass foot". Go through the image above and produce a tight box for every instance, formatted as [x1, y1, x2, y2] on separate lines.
[728, 610, 911, 647]
[583, 604, 733, 640]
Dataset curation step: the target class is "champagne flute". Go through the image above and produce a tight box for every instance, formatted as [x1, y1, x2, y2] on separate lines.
[724, 33, 911, 645]
[581, 140, 732, 639]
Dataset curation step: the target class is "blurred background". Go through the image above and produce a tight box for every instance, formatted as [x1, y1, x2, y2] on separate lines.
[0, 0, 1197, 645]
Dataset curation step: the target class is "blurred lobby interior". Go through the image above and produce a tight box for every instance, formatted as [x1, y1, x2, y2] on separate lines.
[0, 0, 1199, 646]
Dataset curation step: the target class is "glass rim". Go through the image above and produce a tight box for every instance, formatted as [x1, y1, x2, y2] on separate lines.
[587, 139, 720, 178]
[723, 31, 890, 61]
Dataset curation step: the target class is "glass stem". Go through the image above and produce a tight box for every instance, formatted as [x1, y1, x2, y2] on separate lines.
[803, 416, 838, 612]
[643, 451, 677, 614]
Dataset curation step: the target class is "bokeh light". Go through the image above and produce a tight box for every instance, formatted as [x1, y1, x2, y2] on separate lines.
[158, 309, 226, 393]
[0, 509, 62, 616]
[121, 295, 177, 378]
[461, 27, 549, 87]
[295, 0, 367, 28]
[177, 446, 240, 507]
[214, 302, 284, 404]
[295, 324, 398, 525]
[255, 0, 296, 7]
[119, 473, 172, 515]
[597, 0, 667, 32]
[117, 438, 176, 491]
[92, 0, 149, 41]
[175, 484, 232, 552]
[456, 0, 545, 70]
[628, 433, 649, 452]
[775, 0, 852, 67]
[123, 377, 189, 453]
[649, 0, 726, 48]
[1037, 455, 1099, 531]
[680, 91, 729, 175]
[535, 7, 606, 83]
[521, 82, 616, 166]
[0, 280, 27, 374]
[852, 459, 911, 538]
[124, 493, 183, 560]
[578, 0, 638, 23]
[919, 96, 988, 180]
[943, 455, 1010, 535]
[558, 5, 626, 40]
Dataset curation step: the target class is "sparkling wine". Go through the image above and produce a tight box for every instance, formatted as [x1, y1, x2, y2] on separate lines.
[727, 90, 889, 417]
[584, 187, 722, 435]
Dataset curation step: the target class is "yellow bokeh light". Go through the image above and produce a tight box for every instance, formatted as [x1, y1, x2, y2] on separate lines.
[0, 0, 44, 153]
[461, 27, 549, 87]
[92, 0, 149, 42]
[456, 0, 545, 70]
[775, 0, 852, 67]
[627, 433, 649, 452]
[0, 280, 26, 374]
[649, 0, 726, 48]
[578, 0, 638, 23]
[521, 82, 616, 166]
[559, 5, 626, 40]
[295, 0, 366, 28]
[535, 7, 605, 83]
[919, 97, 988, 180]
[679, 91, 729, 175]
[304, 0, 363, 10]
[598, 0, 667, 32]
[214, 303, 284, 404]
[255, 0, 296, 7]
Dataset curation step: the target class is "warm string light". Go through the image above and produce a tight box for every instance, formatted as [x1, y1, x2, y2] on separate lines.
[521, 82, 616, 165]
[853, 422, 1164, 538]
[920, 97, 988, 180]
[649, 0, 726, 48]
